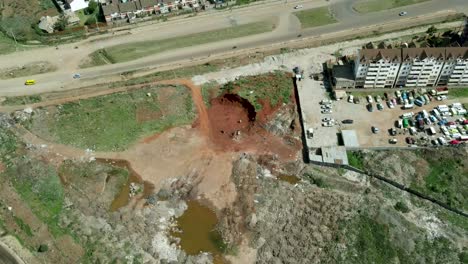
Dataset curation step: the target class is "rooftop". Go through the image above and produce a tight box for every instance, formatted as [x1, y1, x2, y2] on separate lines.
[341, 130, 359, 148]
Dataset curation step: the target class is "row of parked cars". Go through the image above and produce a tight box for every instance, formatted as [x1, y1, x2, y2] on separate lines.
[392, 104, 468, 146]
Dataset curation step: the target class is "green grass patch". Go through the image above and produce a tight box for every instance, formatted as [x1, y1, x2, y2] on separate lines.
[220, 71, 293, 111]
[13, 216, 33, 237]
[7, 158, 64, 236]
[40, 0, 56, 10]
[30, 85, 195, 151]
[348, 215, 398, 263]
[294, 7, 337, 29]
[412, 150, 468, 211]
[84, 21, 274, 66]
[449, 87, 468, 98]
[353, 0, 429, 14]
[1, 95, 42, 106]
[347, 151, 365, 170]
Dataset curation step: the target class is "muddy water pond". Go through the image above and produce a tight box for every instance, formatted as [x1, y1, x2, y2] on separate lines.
[172, 200, 225, 263]
[278, 174, 301, 184]
[96, 158, 154, 212]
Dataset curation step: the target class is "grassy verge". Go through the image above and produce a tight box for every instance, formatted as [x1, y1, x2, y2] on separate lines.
[0, 61, 57, 80]
[353, 0, 430, 13]
[30, 85, 195, 151]
[449, 87, 468, 98]
[347, 151, 365, 170]
[200, 81, 220, 107]
[294, 7, 337, 29]
[219, 71, 293, 111]
[82, 21, 274, 67]
[0, 32, 17, 55]
[1, 95, 42, 106]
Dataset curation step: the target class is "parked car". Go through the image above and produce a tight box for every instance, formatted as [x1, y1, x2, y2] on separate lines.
[73, 73, 81, 79]
[322, 117, 332, 122]
[389, 138, 398, 144]
[321, 109, 332, 114]
[294, 5, 303, 9]
[342, 119, 354, 124]
[376, 95, 382, 103]
[353, 97, 360, 104]
[406, 137, 416, 144]
[348, 95, 354, 103]
[389, 128, 397, 136]
[367, 103, 374, 112]
[376, 103, 384, 111]
[387, 100, 395, 109]
[399, 11, 408, 16]
[372, 126, 379, 133]
[366, 95, 373, 103]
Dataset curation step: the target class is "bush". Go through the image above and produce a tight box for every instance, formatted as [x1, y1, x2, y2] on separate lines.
[38, 244, 49, 252]
[394, 201, 410, 213]
[85, 16, 97, 26]
[54, 14, 68, 31]
[426, 25, 437, 35]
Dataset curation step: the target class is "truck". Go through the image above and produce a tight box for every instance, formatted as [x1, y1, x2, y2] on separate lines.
[436, 86, 449, 95]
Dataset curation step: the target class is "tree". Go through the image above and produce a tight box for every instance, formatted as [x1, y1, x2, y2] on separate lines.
[86, 0, 98, 14]
[426, 25, 437, 35]
[54, 14, 68, 31]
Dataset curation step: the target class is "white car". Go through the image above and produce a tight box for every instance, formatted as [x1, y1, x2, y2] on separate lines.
[367, 95, 373, 103]
[399, 11, 408, 16]
[322, 117, 332, 122]
[321, 109, 333, 114]
[294, 5, 303, 9]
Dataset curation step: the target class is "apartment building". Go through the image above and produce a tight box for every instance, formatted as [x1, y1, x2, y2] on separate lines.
[354, 47, 468, 88]
[354, 49, 401, 88]
[400, 48, 445, 88]
[446, 47, 468, 86]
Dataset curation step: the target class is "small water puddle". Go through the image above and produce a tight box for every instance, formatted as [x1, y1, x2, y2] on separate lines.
[172, 200, 225, 264]
[277, 174, 301, 184]
[95, 158, 154, 212]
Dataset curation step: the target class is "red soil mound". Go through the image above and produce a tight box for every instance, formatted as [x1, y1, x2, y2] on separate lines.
[205, 94, 300, 160]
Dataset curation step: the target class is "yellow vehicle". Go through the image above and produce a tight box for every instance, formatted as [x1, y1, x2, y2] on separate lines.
[24, 80, 36, 85]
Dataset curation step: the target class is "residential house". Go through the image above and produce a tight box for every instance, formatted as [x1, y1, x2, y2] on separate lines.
[139, 0, 158, 14]
[102, 2, 120, 22]
[38, 16, 59, 34]
[69, 0, 90, 12]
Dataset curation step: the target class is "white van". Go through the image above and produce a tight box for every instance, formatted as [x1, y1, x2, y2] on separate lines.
[348, 95, 354, 103]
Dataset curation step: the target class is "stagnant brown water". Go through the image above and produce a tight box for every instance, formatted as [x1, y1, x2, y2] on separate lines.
[172, 200, 225, 264]
[278, 174, 301, 184]
[95, 158, 154, 211]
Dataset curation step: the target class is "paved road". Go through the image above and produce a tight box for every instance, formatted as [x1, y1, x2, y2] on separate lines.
[0, 0, 466, 96]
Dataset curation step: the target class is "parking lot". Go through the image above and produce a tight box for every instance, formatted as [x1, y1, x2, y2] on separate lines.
[297, 75, 468, 149]
[297, 76, 339, 149]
